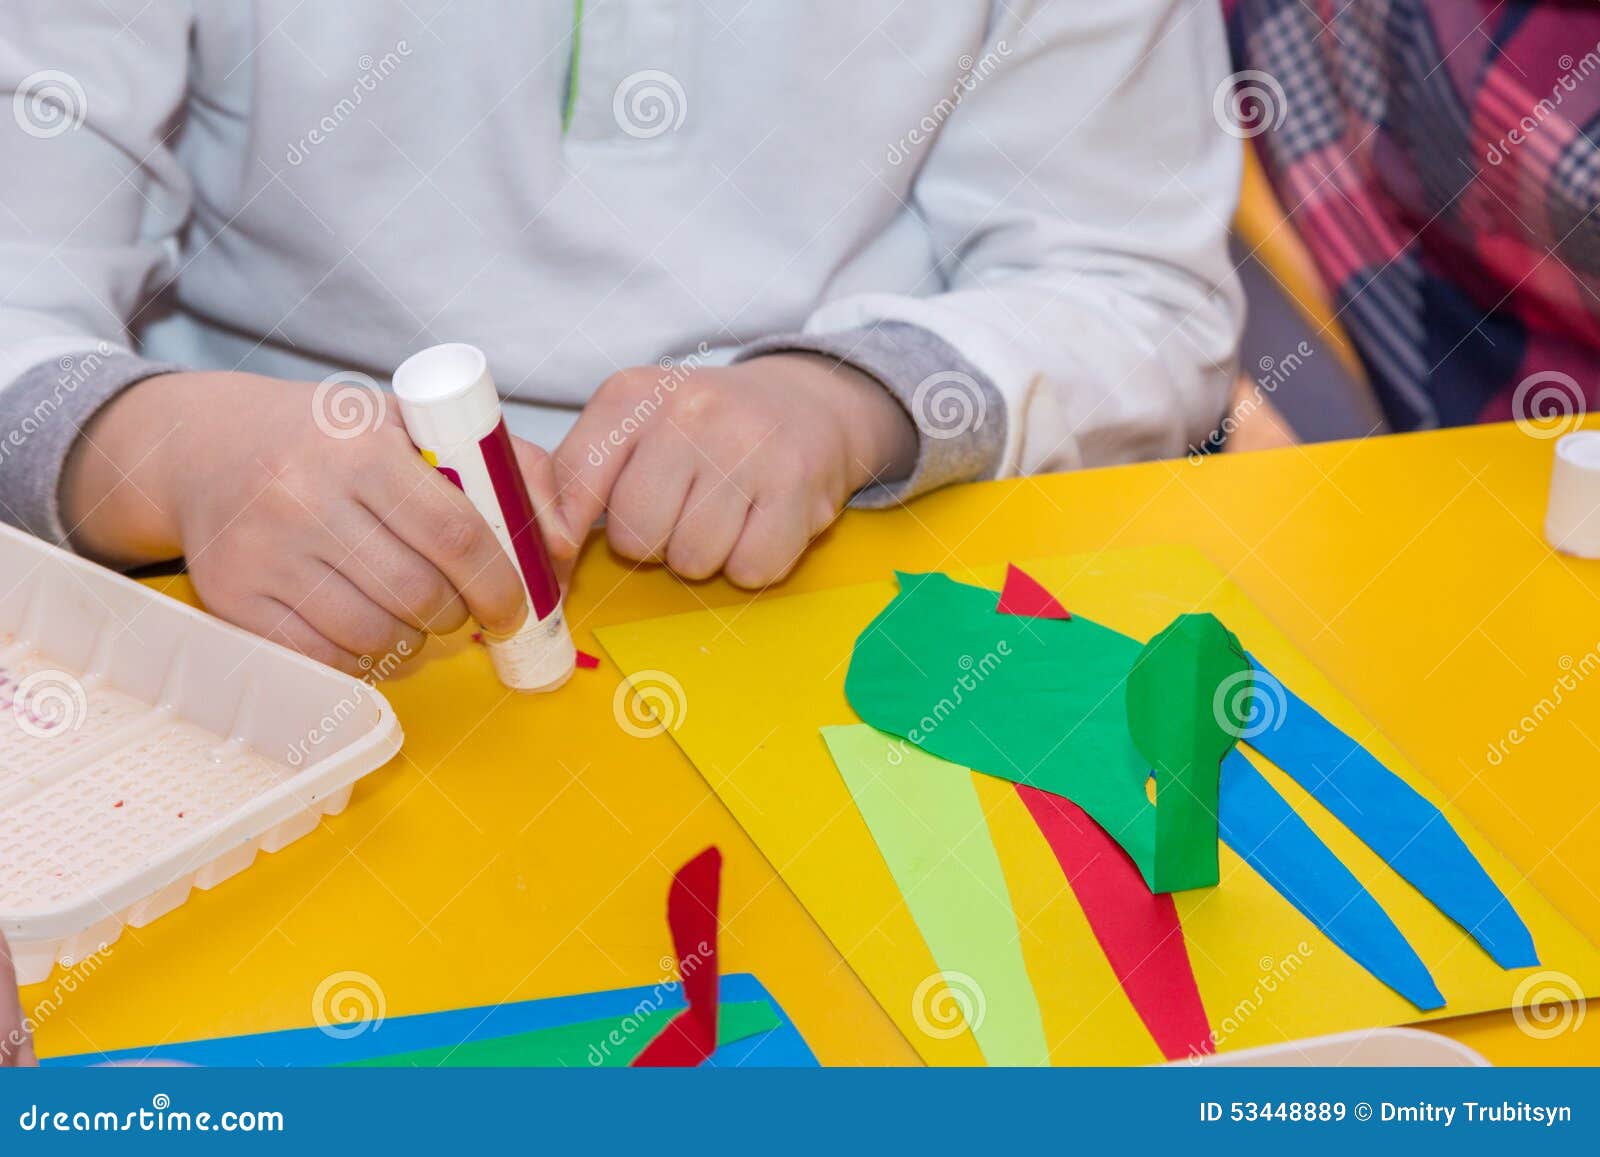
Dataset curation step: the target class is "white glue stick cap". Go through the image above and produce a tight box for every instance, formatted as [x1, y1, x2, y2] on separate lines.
[392, 342, 502, 449]
[1545, 430, 1600, 558]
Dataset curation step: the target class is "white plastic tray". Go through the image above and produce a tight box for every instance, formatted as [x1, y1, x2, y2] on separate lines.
[0, 522, 403, 984]
[1176, 1027, 1490, 1067]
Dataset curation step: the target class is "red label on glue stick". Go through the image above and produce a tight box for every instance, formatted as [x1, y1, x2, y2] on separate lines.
[477, 421, 561, 620]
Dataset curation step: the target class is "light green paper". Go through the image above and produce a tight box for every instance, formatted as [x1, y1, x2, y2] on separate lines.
[1126, 613, 1250, 892]
[346, 999, 781, 1068]
[822, 723, 1050, 1067]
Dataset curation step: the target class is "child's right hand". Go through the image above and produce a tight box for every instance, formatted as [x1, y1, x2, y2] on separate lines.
[61, 372, 578, 675]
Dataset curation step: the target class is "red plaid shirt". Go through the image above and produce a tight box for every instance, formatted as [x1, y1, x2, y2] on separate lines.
[1226, 0, 1600, 432]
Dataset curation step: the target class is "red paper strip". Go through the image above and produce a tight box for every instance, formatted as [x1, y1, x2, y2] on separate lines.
[996, 564, 1071, 620]
[1017, 785, 1213, 1059]
[575, 649, 600, 670]
[631, 846, 723, 1067]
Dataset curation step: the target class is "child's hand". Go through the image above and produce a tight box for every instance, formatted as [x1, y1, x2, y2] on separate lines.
[62, 372, 578, 675]
[554, 354, 915, 587]
[1, 932, 36, 1067]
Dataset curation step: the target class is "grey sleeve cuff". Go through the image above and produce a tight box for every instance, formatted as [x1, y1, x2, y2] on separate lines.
[0, 350, 185, 546]
[734, 321, 1007, 508]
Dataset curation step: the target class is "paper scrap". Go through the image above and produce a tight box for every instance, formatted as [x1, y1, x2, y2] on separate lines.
[1220, 750, 1445, 1010]
[350, 1000, 780, 1068]
[822, 724, 1050, 1066]
[1242, 656, 1538, 969]
[1017, 785, 1213, 1059]
[1125, 614, 1250, 892]
[845, 571, 1161, 886]
[50, 974, 814, 1068]
[632, 845, 722, 1067]
[996, 564, 1070, 619]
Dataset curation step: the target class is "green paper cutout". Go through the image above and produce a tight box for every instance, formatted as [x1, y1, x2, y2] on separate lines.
[844, 571, 1163, 886]
[1126, 614, 1250, 892]
[347, 999, 780, 1068]
[822, 723, 1050, 1066]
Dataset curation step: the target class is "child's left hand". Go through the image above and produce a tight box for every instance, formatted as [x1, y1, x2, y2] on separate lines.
[553, 354, 916, 587]
[1, 932, 36, 1067]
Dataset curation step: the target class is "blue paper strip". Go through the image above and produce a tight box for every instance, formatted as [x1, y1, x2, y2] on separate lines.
[1244, 656, 1538, 970]
[1219, 751, 1445, 1010]
[45, 974, 816, 1069]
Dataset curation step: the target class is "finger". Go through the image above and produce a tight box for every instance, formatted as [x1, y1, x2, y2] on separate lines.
[552, 383, 646, 546]
[293, 561, 426, 663]
[361, 457, 528, 636]
[512, 435, 581, 560]
[0, 934, 35, 1067]
[665, 472, 753, 581]
[237, 595, 366, 676]
[318, 503, 469, 635]
[605, 436, 694, 563]
[723, 489, 814, 589]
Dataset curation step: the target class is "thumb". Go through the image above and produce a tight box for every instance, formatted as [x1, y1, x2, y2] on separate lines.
[552, 395, 640, 550]
[511, 435, 582, 561]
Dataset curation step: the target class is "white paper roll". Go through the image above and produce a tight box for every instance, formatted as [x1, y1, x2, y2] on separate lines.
[1545, 431, 1600, 558]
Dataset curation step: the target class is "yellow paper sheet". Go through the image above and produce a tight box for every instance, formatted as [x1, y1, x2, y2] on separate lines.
[596, 545, 1600, 1064]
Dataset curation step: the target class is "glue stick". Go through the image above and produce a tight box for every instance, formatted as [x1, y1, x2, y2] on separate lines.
[392, 343, 576, 692]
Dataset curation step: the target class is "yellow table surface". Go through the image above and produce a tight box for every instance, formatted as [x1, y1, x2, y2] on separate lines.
[29, 419, 1600, 1065]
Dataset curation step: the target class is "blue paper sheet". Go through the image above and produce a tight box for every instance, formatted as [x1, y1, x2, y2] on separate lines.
[1220, 751, 1446, 1010]
[45, 974, 816, 1068]
[1244, 656, 1538, 970]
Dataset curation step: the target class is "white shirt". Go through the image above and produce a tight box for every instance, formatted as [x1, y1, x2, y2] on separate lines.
[0, 0, 1242, 537]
